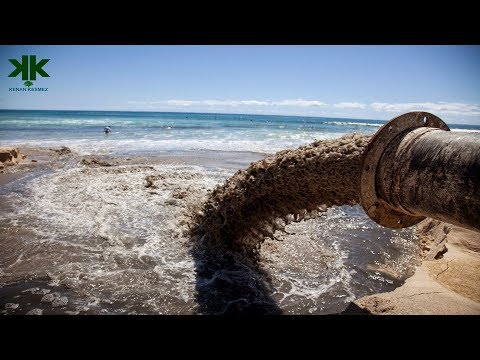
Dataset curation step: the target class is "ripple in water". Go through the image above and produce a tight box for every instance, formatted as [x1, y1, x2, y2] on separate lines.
[188, 134, 419, 314]
[0, 135, 420, 314]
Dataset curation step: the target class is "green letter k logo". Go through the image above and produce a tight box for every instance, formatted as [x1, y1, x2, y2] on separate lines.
[8, 55, 50, 81]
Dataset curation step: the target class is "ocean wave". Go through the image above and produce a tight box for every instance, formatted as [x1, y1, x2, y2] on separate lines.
[322, 121, 383, 128]
[451, 128, 480, 133]
[0, 134, 347, 155]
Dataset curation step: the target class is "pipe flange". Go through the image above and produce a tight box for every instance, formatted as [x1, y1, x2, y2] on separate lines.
[360, 112, 450, 228]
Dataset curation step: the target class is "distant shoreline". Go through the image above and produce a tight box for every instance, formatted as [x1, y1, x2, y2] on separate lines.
[0, 108, 386, 124]
[1, 109, 479, 129]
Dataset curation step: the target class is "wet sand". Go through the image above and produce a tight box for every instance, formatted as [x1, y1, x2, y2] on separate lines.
[0, 143, 472, 314]
[0, 148, 264, 315]
[0, 172, 28, 187]
[344, 220, 480, 314]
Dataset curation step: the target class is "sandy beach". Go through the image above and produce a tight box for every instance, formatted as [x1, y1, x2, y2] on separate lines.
[344, 220, 480, 314]
[1, 143, 477, 315]
[2, 45, 479, 316]
[0, 147, 267, 314]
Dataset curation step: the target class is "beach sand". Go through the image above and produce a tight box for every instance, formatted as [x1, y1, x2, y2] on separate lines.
[344, 219, 480, 315]
[0, 147, 274, 315]
[1, 145, 478, 315]
[0, 147, 26, 174]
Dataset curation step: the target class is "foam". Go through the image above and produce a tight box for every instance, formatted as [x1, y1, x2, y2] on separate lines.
[0, 137, 420, 314]
[189, 133, 371, 256]
[323, 121, 383, 128]
[0, 136, 344, 156]
[451, 128, 480, 133]
[0, 162, 233, 313]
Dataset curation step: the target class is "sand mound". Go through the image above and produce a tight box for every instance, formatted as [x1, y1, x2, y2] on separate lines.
[0, 147, 26, 172]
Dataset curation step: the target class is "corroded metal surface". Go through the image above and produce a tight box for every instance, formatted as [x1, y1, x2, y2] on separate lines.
[361, 111, 480, 232]
[379, 129, 480, 232]
[360, 112, 448, 228]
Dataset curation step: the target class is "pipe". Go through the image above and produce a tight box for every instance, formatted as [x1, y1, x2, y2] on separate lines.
[360, 112, 480, 233]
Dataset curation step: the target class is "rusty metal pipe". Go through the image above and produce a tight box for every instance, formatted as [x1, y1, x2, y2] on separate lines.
[360, 112, 480, 233]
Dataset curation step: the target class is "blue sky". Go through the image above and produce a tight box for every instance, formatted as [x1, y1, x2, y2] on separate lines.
[1, 45, 479, 124]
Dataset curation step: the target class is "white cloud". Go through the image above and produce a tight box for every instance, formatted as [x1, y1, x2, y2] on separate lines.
[125, 99, 480, 123]
[370, 102, 480, 116]
[333, 102, 367, 109]
[166, 100, 196, 106]
[128, 99, 327, 108]
[202, 100, 270, 106]
[270, 99, 327, 107]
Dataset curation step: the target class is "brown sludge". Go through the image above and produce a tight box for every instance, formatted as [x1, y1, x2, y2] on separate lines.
[189, 134, 371, 256]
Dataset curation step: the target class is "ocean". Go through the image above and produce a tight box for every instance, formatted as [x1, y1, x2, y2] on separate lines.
[0, 110, 389, 156]
[2, 110, 477, 156]
[0, 110, 477, 315]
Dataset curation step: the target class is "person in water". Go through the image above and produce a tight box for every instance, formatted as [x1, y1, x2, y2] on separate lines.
[104, 126, 112, 134]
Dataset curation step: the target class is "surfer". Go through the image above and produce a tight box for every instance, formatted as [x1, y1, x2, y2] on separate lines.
[104, 126, 112, 134]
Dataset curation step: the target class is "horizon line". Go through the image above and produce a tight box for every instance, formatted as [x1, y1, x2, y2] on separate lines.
[0, 108, 387, 122]
[1, 108, 479, 127]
